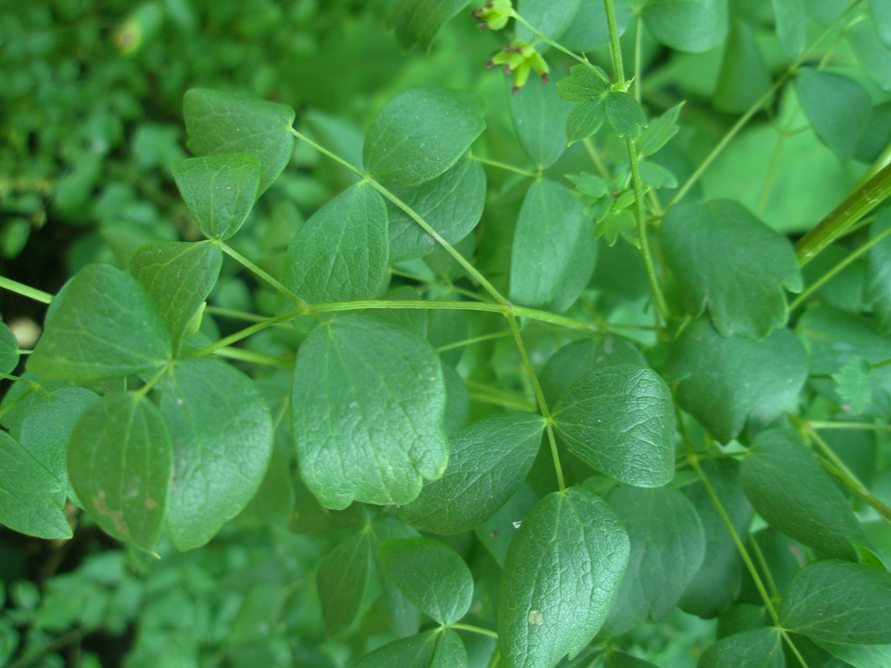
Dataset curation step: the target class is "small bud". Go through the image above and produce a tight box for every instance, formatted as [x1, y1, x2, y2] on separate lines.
[471, 0, 514, 31]
[484, 39, 550, 92]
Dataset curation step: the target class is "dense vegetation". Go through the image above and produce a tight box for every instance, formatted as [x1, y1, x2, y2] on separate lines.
[2, 0, 891, 666]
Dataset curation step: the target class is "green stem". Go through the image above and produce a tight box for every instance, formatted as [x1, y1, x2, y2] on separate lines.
[749, 531, 781, 601]
[204, 306, 268, 322]
[470, 153, 538, 178]
[512, 13, 610, 85]
[465, 379, 538, 412]
[219, 242, 309, 310]
[212, 346, 293, 368]
[435, 331, 512, 353]
[507, 314, 565, 491]
[604, 0, 626, 84]
[0, 276, 53, 304]
[633, 13, 643, 101]
[795, 161, 891, 266]
[449, 623, 498, 640]
[581, 138, 611, 179]
[808, 420, 891, 433]
[790, 221, 891, 311]
[192, 309, 303, 356]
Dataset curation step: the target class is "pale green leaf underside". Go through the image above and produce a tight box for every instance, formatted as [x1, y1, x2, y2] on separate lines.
[285, 183, 389, 303]
[160, 358, 274, 551]
[183, 88, 295, 194]
[742, 429, 865, 560]
[68, 392, 173, 551]
[171, 153, 260, 240]
[699, 628, 784, 668]
[554, 364, 676, 487]
[380, 537, 473, 625]
[29, 264, 171, 381]
[292, 314, 448, 509]
[662, 199, 802, 339]
[0, 431, 71, 540]
[498, 485, 630, 667]
[130, 241, 222, 350]
[317, 531, 374, 635]
[400, 413, 545, 534]
[363, 86, 486, 187]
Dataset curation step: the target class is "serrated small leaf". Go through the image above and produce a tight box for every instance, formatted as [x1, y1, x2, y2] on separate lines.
[0, 322, 17, 376]
[498, 485, 630, 667]
[604, 91, 647, 139]
[781, 560, 891, 644]
[639, 161, 677, 189]
[699, 628, 784, 668]
[380, 537, 473, 625]
[171, 153, 260, 240]
[29, 264, 171, 381]
[833, 356, 874, 419]
[364, 87, 486, 187]
[68, 392, 173, 550]
[742, 430, 865, 560]
[0, 431, 71, 540]
[160, 358, 274, 551]
[400, 413, 545, 534]
[130, 241, 222, 351]
[510, 75, 571, 168]
[183, 89, 295, 194]
[317, 530, 374, 635]
[387, 157, 485, 262]
[556, 64, 608, 102]
[662, 200, 802, 338]
[772, 0, 806, 56]
[603, 485, 706, 635]
[553, 364, 676, 487]
[643, 0, 729, 53]
[510, 179, 592, 308]
[796, 69, 871, 162]
[293, 314, 448, 509]
[285, 183, 389, 303]
[666, 319, 808, 443]
[391, 0, 469, 51]
[566, 100, 606, 145]
[638, 102, 684, 157]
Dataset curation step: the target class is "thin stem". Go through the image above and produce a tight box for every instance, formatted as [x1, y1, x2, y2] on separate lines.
[604, 0, 626, 84]
[796, 161, 891, 266]
[219, 242, 309, 310]
[633, 13, 643, 101]
[286, 126, 365, 178]
[0, 276, 53, 304]
[135, 365, 169, 399]
[668, 0, 864, 208]
[450, 623, 498, 640]
[465, 379, 538, 412]
[212, 346, 293, 368]
[512, 13, 610, 85]
[470, 153, 538, 178]
[790, 221, 891, 311]
[581, 138, 611, 179]
[749, 532, 781, 601]
[507, 314, 565, 491]
[435, 331, 512, 353]
[756, 124, 793, 217]
[204, 306, 268, 322]
[313, 298, 506, 316]
[808, 420, 891, 433]
[192, 309, 302, 356]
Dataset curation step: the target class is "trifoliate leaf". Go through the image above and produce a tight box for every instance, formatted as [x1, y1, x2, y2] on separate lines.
[553, 364, 676, 487]
[498, 485, 630, 666]
[662, 199, 802, 338]
[364, 87, 486, 187]
[285, 183, 389, 303]
[30, 264, 171, 381]
[183, 89, 295, 194]
[292, 314, 448, 509]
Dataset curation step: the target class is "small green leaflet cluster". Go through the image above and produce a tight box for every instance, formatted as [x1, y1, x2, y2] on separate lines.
[4, 0, 891, 666]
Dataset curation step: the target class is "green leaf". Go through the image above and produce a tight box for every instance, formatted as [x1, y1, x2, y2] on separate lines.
[742, 430, 865, 560]
[666, 319, 808, 442]
[0, 322, 17, 376]
[171, 153, 261, 240]
[355, 630, 438, 667]
[0, 431, 71, 540]
[509, 75, 571, 168]
[815, 639, 891, 668]
[130, 241, 223, 351]
[557, 65, 608, 102]
[317, 530, 374, 635]
[476, 483, 539, 567]
[699, 628, 784, 668]
[160, 358, 274, 551]
[540, 336, 646, 405]
[566, 100, 606, 145]
[553, 364, 676, 487]
[714, 20, 772, 114]
[432, 630, 466, 667]
[662, 199, 802, 338]
[387, 157, 485, 262]
[515, 0, 582, 43]
[292, 314, 448, 509]
[868, 210, 891, 333]
[183, 89, 296, 194]
[602, 485, 706, 635]
[639, 161, 678, 189]
[870, 0, 891, 49]
[680, 459, 753, 617]
[795, 69, 871, 162]
[400, 413, 545, 534]
[772, 0, 806, 56]
[29, 264, 172, 381]
[604, 91, 647, 139]
[68, 392, 173, 551]
[643, 0, 729, 53]
[391, 0, 469, 51]
[638, 102, 684, 157]
[364, 87, 486, 187]
[605, 651, 659, 668]
[781, 560, 891, 644]
[380, 537, 473, 624]
[509, 179, 591, 308]
[497, 485, 630, 667]
[285, 183, 389, 303]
